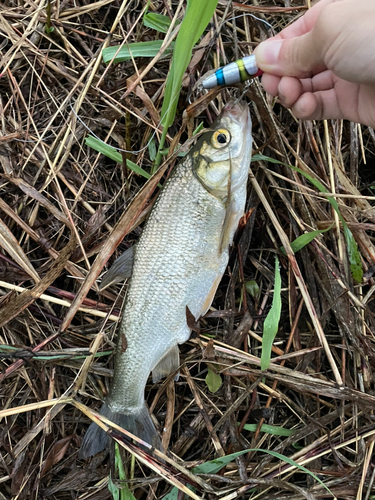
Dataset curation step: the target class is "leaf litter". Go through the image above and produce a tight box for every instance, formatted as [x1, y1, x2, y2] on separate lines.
[0, 1, 375, 500]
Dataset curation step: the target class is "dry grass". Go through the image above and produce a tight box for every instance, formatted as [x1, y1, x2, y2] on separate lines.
[1, 1, 375, 499]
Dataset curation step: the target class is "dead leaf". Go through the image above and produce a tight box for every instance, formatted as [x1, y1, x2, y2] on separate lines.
[71, 206, 107, 261]
[42, 467, 105, 495]
[40, 435, 74, 478]
[0, 230, 76, 329]
[11, 449, 29, 496]
[4, 175, 71, 226]
[203, 339, 216, 361]
[0, 217, 40, 282]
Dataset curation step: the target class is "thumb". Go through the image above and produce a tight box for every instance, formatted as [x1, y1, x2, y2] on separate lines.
[254, 33, 325, 77]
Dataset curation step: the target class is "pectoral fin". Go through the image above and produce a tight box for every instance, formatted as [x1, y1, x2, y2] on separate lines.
[99, 245, 136, 291]
[219, 197, 237, 254]
[219, 155, 237, 254]
[152, 345, 180, 383]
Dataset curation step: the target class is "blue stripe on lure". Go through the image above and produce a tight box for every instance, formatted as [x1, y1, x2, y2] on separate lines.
[202, 54, 263, 89]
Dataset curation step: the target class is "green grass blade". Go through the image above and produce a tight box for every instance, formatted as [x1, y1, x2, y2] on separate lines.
[261, 256, 282, 370]
[162, 450, 251, 499]
[343, 224, 362, 282]
[102, 40, 174, 65]
[280, 225, 334, 255]
[192, 449, 250, 474]
[114, 443, 137, 500]
[32, 351, 112, 361]
[160, 0, 218, 130]
[241, 423, 293, 437]
[85, 135, 151, 180]
[192, 121, 204, 136]
[252, 154, 363, 282]
[143, 13, 172, 33]
[108, 472, 119, 500]
[253, 449, 335, 497]
[155, 0, 218, 168]
[162, 447, 334, 499]
[0, 345, 112, 361]
[252, 153, 339, 207]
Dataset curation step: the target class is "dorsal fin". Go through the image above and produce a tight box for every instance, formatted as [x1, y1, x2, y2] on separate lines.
[99, 245, 136, 291]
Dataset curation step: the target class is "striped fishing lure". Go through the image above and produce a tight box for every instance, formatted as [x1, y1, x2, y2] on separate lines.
[201, 54, 263, 89]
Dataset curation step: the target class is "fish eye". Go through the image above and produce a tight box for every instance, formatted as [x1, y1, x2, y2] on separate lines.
[211, 129, 231, 149]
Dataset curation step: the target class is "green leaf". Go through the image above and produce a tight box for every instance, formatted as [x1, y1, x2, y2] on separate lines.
[343, 225, 363, 282]
[241, 423, 293, 437]
[205, 366, 222, 393]
[148, 137, 157, 161]
[280, 225, 334, 255]
[252, 153, 363, 282]
[108, 473, 119, 500]
[261, 256, 282, 370]
[155, 0, 218, 168]
[85, 136, 151, 180]
[102, 40, 174, 65]
[245, 279, 260, 299]
[193, 121, 204, 136]
[143, 13, 172, 33]
[114, 443, 137, 500]
[160, 0, 218, 131]
[162, 487, 179, 500]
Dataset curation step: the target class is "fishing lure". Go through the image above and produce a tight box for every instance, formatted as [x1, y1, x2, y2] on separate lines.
[201, 54, 263, 89]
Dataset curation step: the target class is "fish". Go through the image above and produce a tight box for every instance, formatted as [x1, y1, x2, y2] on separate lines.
[79, 99, 252, 458]
[201, 54, 263, 89]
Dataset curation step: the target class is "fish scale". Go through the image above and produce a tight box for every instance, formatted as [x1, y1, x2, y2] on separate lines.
[79, 100, 252, 458]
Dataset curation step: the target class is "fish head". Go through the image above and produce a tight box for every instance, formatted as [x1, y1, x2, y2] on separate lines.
[192, 100, 252, 198]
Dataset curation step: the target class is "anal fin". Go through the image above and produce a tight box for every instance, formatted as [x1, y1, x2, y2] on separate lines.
[152, 345, 180, 383]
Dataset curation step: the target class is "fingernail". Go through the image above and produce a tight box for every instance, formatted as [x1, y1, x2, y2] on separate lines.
[255, 39, 283, 68]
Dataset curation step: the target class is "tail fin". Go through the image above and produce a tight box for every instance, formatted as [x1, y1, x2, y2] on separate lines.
[79, 403, 160, 459]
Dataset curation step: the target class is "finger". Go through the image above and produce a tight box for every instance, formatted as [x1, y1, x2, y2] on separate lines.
[291, 89, 344, 121]
[254, 0, 347, 77]
[260, 73, 281, 96]
[254, 30, 325, 77]
[299, 70, 336, 93]
[262, 71, 337, 108]
[278, 77, 303, 108]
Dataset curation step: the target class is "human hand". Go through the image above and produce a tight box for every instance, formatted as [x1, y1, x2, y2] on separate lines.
[254, 0, 375, 127]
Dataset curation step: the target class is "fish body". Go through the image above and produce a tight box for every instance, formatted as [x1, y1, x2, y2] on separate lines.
[201, 54, 263, 89]
[79, 100, 252, 458]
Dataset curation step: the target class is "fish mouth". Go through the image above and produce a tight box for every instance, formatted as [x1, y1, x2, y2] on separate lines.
[222, 99, 249, 127]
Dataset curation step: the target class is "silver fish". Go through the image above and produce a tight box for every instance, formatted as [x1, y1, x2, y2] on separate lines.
[79, 100, 252, 458]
